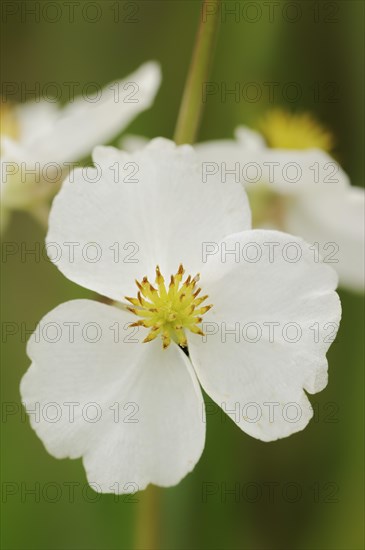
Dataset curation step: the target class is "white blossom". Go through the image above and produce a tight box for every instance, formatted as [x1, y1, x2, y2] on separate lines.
[0, 62, 161, 230]
[21, 139, 340, 493]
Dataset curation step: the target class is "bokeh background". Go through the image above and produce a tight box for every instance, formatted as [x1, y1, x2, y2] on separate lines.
[1, 1, 364, 549]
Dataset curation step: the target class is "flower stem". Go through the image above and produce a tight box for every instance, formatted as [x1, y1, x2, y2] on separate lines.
[134, 485, 161, 550]
[174, 0, 221, 145]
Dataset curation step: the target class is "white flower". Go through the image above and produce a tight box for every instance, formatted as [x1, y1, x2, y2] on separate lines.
[21, 139, 341, 493]
[194, 126, 365, 292]
[0, 62, 161, 229]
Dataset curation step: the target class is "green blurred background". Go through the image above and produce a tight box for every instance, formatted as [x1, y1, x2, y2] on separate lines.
[1, 1, 364, 549]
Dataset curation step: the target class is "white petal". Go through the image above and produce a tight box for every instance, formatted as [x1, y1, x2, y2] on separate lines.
[47, 138, 251, 300]
[234, 126, 266, 150]
[16, 100, 60, 144]
[194, 126, 265, 164]
[8, 62, 161, 164]
[21, 299, 205, 492]
[285, 185, 365, 292]
[0, 137, 37, 164]
[195, 138, 248, 168]
[0, 100, 60, 160]
[252, 147, 350, 194]
[119, 134, 149, 152]
[196, 135, 349, 193]
[189, 230, 341, 442]
[0, 154, 60, 210]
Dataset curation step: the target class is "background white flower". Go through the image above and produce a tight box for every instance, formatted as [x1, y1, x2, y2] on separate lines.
[0, 62, 161, 230]
[195, 127, 365, 293]
[21, 139, 341, 493]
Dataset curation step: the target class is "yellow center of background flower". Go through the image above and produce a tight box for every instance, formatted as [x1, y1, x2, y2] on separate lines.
[126, 265, 212, 349]
[259, 108, 334, 153]
[0, 102, 20, 141]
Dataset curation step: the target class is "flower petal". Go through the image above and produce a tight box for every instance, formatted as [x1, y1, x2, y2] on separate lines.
[47, 138, 251, 300]
[5, 62, 161, 164]
[188, 230, 341, 442]
[196, 134, 350, 193]
[16, 100, 60, 146]
[21, 299, 205, 492]
[119, 134, 149, 152]
[195, 138, 248, 168]
[234, 126, 267, 150]
[285, 185, 365, 292]
[252, 147, 350, 194]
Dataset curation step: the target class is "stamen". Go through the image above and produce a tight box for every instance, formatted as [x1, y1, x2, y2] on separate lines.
[126, 265, 212, 349]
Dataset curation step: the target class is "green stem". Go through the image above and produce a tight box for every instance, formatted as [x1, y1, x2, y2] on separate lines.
[174, 0, 221, 145]
[134, 485, 161, 550]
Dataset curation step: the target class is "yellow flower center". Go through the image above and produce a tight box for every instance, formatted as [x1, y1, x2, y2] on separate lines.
[126, 265, 212, 349]
[259, 108, 334, 153]
[0, 102, 20, 141]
